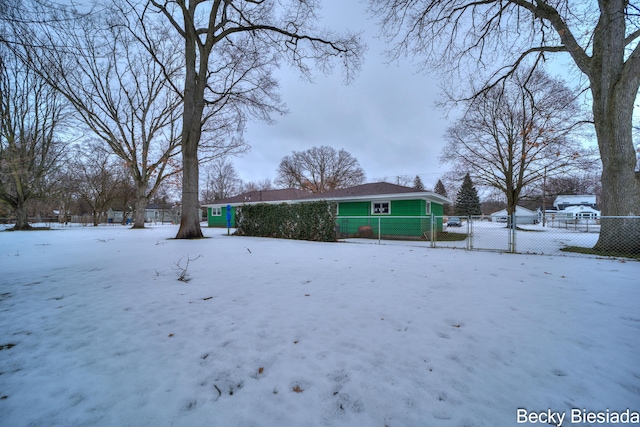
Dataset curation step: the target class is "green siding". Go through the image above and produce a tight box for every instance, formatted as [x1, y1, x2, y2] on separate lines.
[336, 199, 443, 238]
[431, 202, 444, 231]
[207, 199, 446, 238]
[431, 203, 443, 216]
[338, 201, 370, 216]
[208, 206, 236, 227]
[391, 199, 424, 216]
[336, 202, 372, 235]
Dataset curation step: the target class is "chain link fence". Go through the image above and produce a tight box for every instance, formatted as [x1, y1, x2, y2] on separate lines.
[336, 215, 640, 257]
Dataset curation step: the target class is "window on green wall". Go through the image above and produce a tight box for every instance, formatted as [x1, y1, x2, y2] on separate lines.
[211, 207, 221, 216]
[372, 201, 390, 214]
[425, 203, 431, 215]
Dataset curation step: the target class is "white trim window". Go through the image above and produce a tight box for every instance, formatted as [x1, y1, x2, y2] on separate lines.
[372, 201, 390, 215]
[425, 202, 431, 215]
[211, 207, 221, 216]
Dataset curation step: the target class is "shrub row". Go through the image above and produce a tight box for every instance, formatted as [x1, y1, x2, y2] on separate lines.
[235, 201, 338, 242]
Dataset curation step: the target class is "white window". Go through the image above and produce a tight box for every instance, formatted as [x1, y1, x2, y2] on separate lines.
[425, 202, 431, 215]
[372, 201, 390, 215]
[211, 207, 221, 216]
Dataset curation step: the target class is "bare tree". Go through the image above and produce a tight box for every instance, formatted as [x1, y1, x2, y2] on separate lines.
[69, 144, 127, 226]
[441, 68, 595, 223]
[7, 3, 193, 229]
[370, 0, 640, 253]
[276, 146, 365, 193]
[241, 178, 273, 193]
[0, 47, 67, 229]
[545, 173, 602, 199]
[201, 157, 242, 203]
[374, 175, 413, 187]
[141, 0, 363, 238]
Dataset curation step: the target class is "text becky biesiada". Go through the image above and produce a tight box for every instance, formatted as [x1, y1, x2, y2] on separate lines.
[517, 408, 639, 426]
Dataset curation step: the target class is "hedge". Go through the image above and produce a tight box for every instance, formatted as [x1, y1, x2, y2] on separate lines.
[235, 201, 338, 242]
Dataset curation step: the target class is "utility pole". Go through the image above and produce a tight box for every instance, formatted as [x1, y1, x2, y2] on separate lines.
[542, 166, 547, 227]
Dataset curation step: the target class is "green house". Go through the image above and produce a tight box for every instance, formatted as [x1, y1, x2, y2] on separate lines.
[203, 182, 451, 239]
[302, 182, 450, 239]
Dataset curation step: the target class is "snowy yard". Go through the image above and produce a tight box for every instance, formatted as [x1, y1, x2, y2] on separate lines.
[0, 225, 638, 426]
[436, 221, 601, 254]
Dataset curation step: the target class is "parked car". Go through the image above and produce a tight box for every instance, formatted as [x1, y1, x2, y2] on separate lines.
[447, 216, 462, 227]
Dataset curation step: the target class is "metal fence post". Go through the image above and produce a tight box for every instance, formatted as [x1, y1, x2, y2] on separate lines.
[378, 216, 381, 245]
[431, 215, 436, 248]
[468, 215, 473, 250]
[510, 213, 517, 253]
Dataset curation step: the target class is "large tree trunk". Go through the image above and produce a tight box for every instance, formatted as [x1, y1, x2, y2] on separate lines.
[592, 92, 640, 253]
[175, 33, 205, 240]
[590, 1, 640, 254]
[132, 185, 148, 229]
[176, 137, 203, 239]
[13, 204, 32, 230]
[505, 183, 518, 229]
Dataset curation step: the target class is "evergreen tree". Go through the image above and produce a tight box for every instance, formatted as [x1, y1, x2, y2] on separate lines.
[434, 178, 453, 215]
[413, 175, 425, 190]
[434, 179, 447, 197]
[455, 173, 481, 216]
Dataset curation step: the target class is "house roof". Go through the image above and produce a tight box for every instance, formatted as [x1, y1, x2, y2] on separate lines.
[563, 205, 600, 214]
[202, 188, 312, 207]
[299, 182, 452, 204]
[146, 202, 173, 210]
[553, 194, 596, 206]
[203, 182, 452, 207]
[490, 206, 538, 216]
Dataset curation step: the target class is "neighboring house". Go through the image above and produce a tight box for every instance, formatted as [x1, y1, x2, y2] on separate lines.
[107, 203, 179, 224]
[546, 194, 600, 223]
[490, 206, 539, 224]
[204, 182, 452, 239]
[107, 207, 132, 224]
[304, 182, 450, 238]
[553, 195, 597, 211]
[561, 205, 600, 220]
[143, 202, 175, 223]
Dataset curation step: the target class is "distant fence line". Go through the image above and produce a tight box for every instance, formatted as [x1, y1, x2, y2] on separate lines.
[336, 215, 640, 257]
[0, 214, 182, 226]
[4, 214, 638, 257]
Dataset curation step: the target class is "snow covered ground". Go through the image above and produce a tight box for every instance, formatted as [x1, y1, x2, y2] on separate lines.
[342, 220, 603, 255]
[435, 221, 600, 255]
[0, 224, 638, 427]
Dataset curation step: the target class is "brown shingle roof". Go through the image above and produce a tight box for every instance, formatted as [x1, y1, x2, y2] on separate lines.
[204, 182, 452, 206]
[299, 182, 421, 199]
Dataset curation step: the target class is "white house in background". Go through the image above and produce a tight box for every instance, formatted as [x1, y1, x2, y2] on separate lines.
[553, 194, 597, 210]
[490, 206, 539, 224]
[107, 203, 179, 224]
[562, 205, 600, 220]
[547, 194, 600, 223]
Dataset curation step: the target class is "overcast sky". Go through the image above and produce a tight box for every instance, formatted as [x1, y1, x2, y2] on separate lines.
[234, 1, 451, 190]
